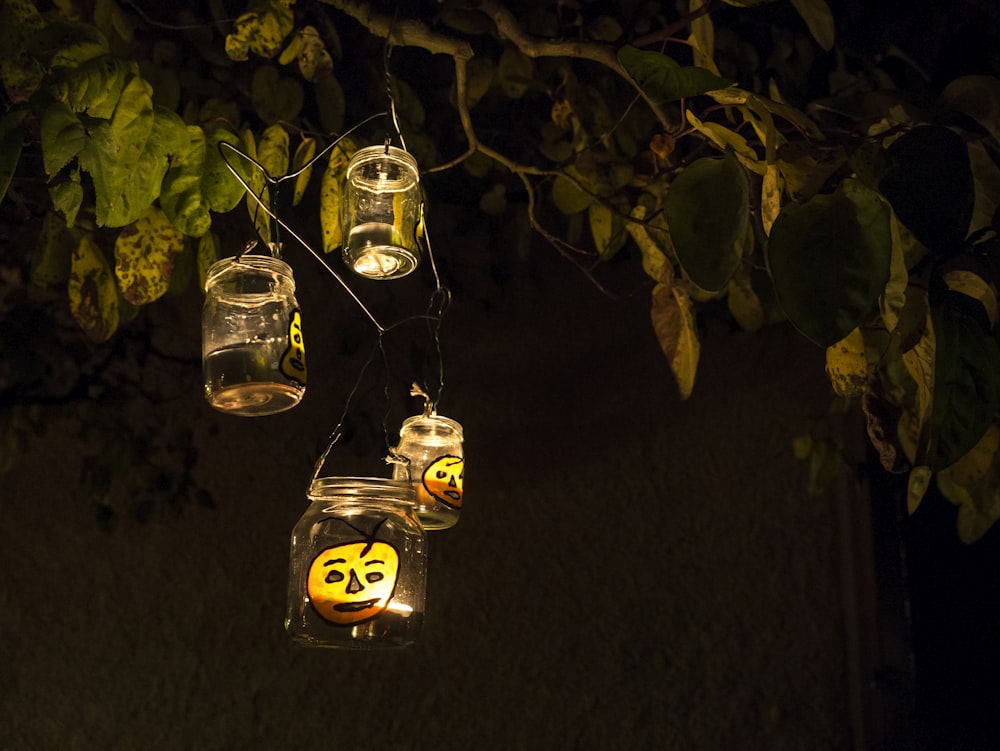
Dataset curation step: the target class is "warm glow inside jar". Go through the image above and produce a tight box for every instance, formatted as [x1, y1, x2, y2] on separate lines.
[286, 478, 426, 649]
[341, 145, 421, 280]
[202, 255, 306, 416]
[391, 414, 464, 530]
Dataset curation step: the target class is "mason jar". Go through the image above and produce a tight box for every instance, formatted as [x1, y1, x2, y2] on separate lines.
[391, 414, 464, 530]
[202, 255, 306, 416]
[342, 145, 422, 280]
[286, 478, 426, 649]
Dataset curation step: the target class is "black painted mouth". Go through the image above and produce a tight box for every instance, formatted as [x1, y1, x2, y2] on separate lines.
[333, 599, 379, 612]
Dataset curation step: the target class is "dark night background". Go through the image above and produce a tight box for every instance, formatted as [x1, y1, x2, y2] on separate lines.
[3, 0, 1000, 748]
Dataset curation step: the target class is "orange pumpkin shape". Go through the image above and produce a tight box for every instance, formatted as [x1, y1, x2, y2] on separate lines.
[307, 538, 400, 626]
[422, 455, 464, 509]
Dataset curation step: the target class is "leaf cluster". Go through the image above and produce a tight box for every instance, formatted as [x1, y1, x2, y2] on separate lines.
[2, 0, 1000, 540]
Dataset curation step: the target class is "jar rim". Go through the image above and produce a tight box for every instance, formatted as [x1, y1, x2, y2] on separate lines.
[205, 255, 295, 290]
[347, 145, 420, 180]
[308, 476, 418, 505]
[399, 413, 463, 438]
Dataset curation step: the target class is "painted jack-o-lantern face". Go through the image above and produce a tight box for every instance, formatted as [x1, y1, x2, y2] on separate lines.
[422, 455, 464, 509]
[307, 539, 400, 626]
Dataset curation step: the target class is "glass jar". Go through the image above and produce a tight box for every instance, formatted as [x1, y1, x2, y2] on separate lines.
[286, 478, 426, 649]
[342, 145, 422, 280]
[202, 255, 306, 416]
[391, 414, 464, 530]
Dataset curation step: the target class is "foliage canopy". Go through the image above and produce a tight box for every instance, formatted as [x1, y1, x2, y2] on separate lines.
[2, 0, 1000, 540]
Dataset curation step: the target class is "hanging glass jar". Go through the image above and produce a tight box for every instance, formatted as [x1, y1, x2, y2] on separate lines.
[391, 414, 464, 530]
[286, 478, 426, 649]
[202, 253, 306, 416]
[342, 145, 422, 280]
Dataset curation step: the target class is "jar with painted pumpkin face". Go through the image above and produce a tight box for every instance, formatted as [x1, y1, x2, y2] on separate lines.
[391, 414, 464, 530]
[202, 253, 306, 416]
[285, 478, 426, 649]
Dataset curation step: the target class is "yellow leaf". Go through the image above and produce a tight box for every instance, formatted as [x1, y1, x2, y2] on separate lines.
[907, 465, 932, 514]
[880, 212, 908, 332]
[69, 234, 119, 342]
[937, 424, 1000, 543]
[651, 282, 700, 399]
[291, 137, 316, 206]
[688, 0, 720, 76]
[726, 267, 764, 333]
[197, 231, 220, 291]
[626, 205, 673, 283]
[943, 269, 998, 328]
[319, 138, 356, 253]
[825, 327, 868, 397]
[902, 310, 935, 460]
[114, 206, 185, 305]
[588, 201, 625, 258]
[790, 0, 835, 51]
[685, 110, 765, 175]
[761, 162, 782, 236]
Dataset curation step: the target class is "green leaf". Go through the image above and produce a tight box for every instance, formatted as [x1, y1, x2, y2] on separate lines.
[319, 137, 356, 253]
[942, 75, 1000, 144]
[251, 64, 303, 124]
[291, 137, 316, 206]
[665, 151, 749, 293]
[588, 201, 627, 259]
[498, 46, 534, 99]
[49, 175, 84, 227]
[159, 125, 211, 237]
[928, 301, 1000, 470]
[40, 102, 86, 177]
[29, 19, 109, 69]
[768, 179, 892, 346]
[315, 74, 345, 134]
[69, 234, 119, 341]
[0, 110, 26, 206]
[114, 205, 185, 305]
[879, 125, 974, 252]
[55, 54, 133, 119]
[256, 122, 289, 180]
[197, 231, 220, 290]
[790, 0, 835, 51]
[32, 211, 75, 286]
[618, 45, 731, 103]
[551, 172, 595, 214]
[202, 128, 245, 213]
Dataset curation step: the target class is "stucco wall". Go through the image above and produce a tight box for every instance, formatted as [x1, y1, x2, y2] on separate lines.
[1, 251, 851, 750]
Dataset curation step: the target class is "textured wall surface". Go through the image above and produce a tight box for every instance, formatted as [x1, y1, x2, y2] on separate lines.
[1, 250, 852, 750]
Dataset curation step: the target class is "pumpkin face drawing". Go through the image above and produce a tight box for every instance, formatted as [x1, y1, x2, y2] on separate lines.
[307, 539, 400, 625]
[422, 455, 464, 509]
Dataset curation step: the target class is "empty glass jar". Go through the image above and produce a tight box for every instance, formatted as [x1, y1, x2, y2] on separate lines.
[342, 145, 422, 280]
[286, 478, 427, 649]
[202, 254, 306, 416]
[391, 413, 464, 530]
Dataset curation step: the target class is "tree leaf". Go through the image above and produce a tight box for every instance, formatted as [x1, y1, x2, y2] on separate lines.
[49, 175, 84, 227]
[879, 125, 974, 252]
[941, 74, 1000, 145]
[114, 205, 185, 305]
[689, 0, 720, 75]
[197, 231, 220, 290]
[202, 128, 245, 213]
[29, 19, 109, 69]
[588, 201, 626, 259]
[40, 102, 86, 177]
[256, 122, 289, 179]
[826, 327, 868, 397]
[768, 178, 892, 346]
[618, 45, 731, 103]
[314, 74, 345, 134]
[31, 211, 75, 286]
[291, 137, 316, 206]
[251, 64, 303, 124]
[498, 46, 534, 99]
[55, 54, 133, 119]
[225, 1, 295, 61]
[551, 172, 595, 214]
[159, 125, 211, 237]
[943, 269, 998, 328]
[295, 26, 333, 82]
[665, 151, 749, 293]
[761, 162, 782, 236]
[69, 234, 119, 341]
[684, 110, 765, 174]
[879, 212, 908, 332]
[319, 137, 356, 253]
[907, 465, 932, 515]
[0, 110, 26, 206]
[937, 424, 1000, 543]
[651, 282, 700, 399]
[790, 0, 835, 51]
[928, 301, 1000, 470]
[626, 205, 673, 283]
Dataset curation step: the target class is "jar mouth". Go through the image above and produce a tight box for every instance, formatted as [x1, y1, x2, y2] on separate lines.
[347, 145, 420, 185]
[308, 476, 418, 504]
[399, 414, 464, 439]
[205, 255, 295, 291]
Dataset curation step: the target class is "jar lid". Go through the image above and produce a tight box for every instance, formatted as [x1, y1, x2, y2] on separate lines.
[204, 254, 295, 291]
[308, 476, 418, 505]
[399, 413, 464, 440]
